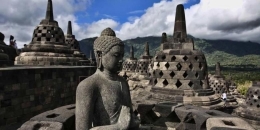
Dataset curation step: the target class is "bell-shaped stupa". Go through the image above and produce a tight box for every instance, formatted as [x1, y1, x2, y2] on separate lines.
[135, 42, 153, 76]
[122, 45, 138, 74]
[139, 4, 222, 108]
[15, 0, 83, 65]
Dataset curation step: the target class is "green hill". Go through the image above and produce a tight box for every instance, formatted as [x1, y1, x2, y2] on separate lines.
[78, 35, 260, 67]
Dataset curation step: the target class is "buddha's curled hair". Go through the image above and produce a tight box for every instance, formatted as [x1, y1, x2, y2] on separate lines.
[94, 28, 124, 55]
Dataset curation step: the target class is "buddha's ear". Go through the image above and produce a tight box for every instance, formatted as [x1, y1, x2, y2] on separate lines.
[96, 51, 102, 57]
[96, 50, 103, 69]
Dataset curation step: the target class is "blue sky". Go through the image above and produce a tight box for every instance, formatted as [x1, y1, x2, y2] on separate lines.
[76, 0, 200, 25]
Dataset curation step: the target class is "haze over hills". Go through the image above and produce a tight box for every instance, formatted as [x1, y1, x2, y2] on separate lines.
[79, 35, 260, 67]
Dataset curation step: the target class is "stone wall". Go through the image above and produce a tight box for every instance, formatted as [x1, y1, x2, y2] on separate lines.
[0, 66, 96, 128]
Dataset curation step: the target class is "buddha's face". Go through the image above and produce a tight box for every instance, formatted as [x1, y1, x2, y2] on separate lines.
[102, 45, 124, 73]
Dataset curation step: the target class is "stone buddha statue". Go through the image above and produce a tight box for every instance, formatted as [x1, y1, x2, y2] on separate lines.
[76, 28, 139, 130]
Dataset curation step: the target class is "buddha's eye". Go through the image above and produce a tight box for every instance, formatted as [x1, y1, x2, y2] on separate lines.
[114, 54, 120, 57]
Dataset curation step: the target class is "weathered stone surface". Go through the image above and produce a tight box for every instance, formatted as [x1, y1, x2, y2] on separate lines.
[206, 117, 255, 130]
[0, 66, 95, 127]
[18, 121, 64, 130]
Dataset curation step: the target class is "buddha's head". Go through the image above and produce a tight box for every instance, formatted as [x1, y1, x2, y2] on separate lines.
[0, 32, 5, 41]
[94, 28, 124, 73]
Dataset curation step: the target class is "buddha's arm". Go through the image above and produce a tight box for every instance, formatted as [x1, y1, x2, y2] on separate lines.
[123, 80, 140, 128]
[90, 106, 131, 130]
[76, 83, 95, 130]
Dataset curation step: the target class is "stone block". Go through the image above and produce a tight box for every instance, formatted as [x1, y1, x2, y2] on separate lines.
[18, 121, 64, 130]
[182, 42, 194, 50]
[206, 117, 255, 130]
[30, 104, 75, 130]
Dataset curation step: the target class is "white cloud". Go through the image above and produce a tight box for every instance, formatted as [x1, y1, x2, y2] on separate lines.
[1, 0, 260, 49]
[185, 0, 260, 42]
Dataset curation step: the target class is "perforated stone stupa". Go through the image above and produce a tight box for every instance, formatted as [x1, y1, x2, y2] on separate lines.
[15, 0, 83, 65]
[209, 62, 227, 94]
[65, 21, 91, 65]
[133, 4, 223, 108]
[122, 45, 137, 74]
[135, 42, 153, 76]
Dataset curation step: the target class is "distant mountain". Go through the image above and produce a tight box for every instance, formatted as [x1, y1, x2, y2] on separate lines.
[78, 35, 260, 67]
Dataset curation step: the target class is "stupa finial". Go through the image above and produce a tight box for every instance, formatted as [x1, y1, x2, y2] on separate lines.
[130, 45, 134, 59]
[144, 42, 150, 56]
[161, 32, 167, 43]
[173, 4, 187, 39]
[67, 21, 72, 35]
[45, 0, 54, 21]
[215, 62, 221, 76]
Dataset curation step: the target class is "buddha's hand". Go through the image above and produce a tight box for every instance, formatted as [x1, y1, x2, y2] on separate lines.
[116, 105, 131, 130]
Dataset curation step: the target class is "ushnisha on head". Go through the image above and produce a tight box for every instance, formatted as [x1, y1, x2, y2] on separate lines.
[94, 27, 124, 72]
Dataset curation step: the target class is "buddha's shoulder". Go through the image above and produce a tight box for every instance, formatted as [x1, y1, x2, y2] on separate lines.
[77, 74, 101, 90]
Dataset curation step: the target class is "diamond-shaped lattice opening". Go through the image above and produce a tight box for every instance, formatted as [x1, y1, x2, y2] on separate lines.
[189, 63, 193, 70]
[154, 79, 158, 84]
[155, 56, 158, 59]
[162, 55, 166, 60]
[257, 104, 260, 108]
[195, 72, 199, 78]
[163, 79, 169, 86]
[200, 80, 204, 86]
[195, 56, 199, 61]
[171, 56, 176, 61]
[188, 81, 193, 87]
[199, 63, 203, 70]
[156, 62, 160, 67]
[170, 71, 175, 78]
[183, 71, 188, 78]
[159, 71, 164, 77]
[176, 63, 182, 71]
[153, 70, 155, 75]
[183, 55, 188, 61]
[176, 80, 182, 88]
[165, 62, 170, 69]
[254, 99, 257, 102]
